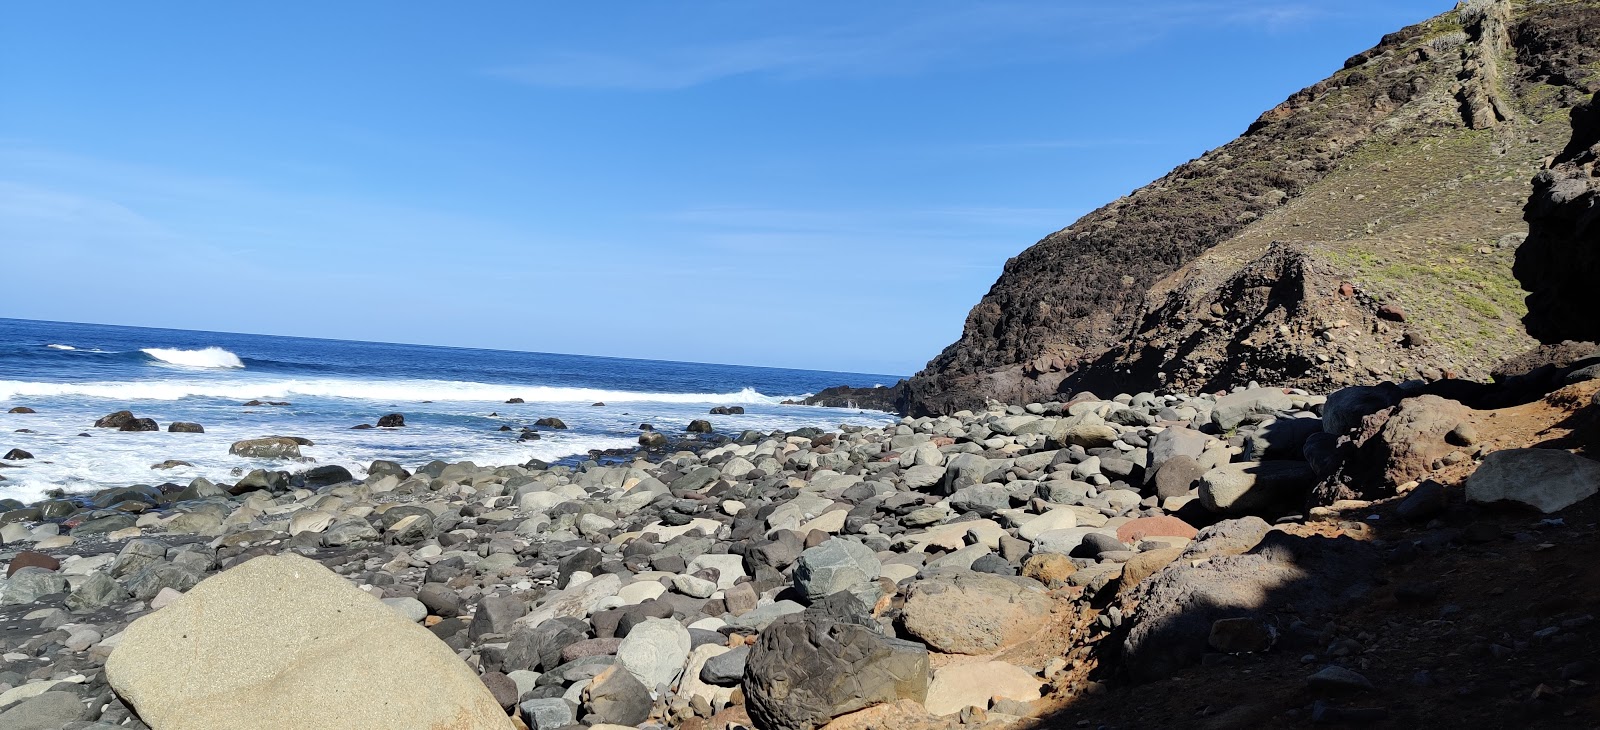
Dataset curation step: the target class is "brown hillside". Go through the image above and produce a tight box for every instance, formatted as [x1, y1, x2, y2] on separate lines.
[904, 0, 1600, 415]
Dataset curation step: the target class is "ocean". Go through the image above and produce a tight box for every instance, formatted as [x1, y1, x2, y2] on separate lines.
[0, 318, 902, 503]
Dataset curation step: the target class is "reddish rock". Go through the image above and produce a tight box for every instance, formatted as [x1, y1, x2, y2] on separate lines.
[1377, 304, 1406, 322]
[1338, 282, 1354, 297]
[7, 550, 61, 577]
[1117, 516, 1199, 544]
[560, 637, 623, 663]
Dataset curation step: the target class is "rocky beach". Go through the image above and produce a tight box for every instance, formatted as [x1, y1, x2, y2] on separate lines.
[3, 358, 1600, 728]
[4, 0, 1600, 728]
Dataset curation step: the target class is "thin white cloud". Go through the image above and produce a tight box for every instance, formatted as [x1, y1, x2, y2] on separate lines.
[488, 1, 1338, 91]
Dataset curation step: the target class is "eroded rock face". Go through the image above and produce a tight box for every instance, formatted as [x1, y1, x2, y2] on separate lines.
[106, 554, 509, 730]
[1517, 93, 1600, 342]
[743, 596, 929, 730]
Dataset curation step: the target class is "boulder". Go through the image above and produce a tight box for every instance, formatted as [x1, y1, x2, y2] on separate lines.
[700, 644, 750, 685]
[1121, 531, 1378, 681]
[534, 417, 567, 429]
[1017, 509, 1077, 541]
[0, 566, 68, 605]
[1210, 388, 1293, 430]
[105, 554, 509, 730]
[615, 617, 690, 690]
[923, 661, 1043, 717]
[1053, 422, 1120, 449]
[639, 432, 667, 448]
[1116, 515, 1197, 544]
[1320, 384, 1403, 435]
[93, 410, 138, 429]
[376, 413, 405, 427]
[1352, 395, 1470, 488]
[686, 419, 714, 433]
[1151, 455, 1206, 498]
[299, 465, 353, 487]
[469, 593, 529, 640]
[1117, 547, 1184, 594]
[519, 698, 573, 730]
[228, 437, 303, 460]
[583, 664, 652, 726]
[3, 448, 34, 460]
[900, 571, 1053, 654]
[0, 691, 88, 730]
[743, 596, 930, 730]
[168, 422, 205, 433]
[1199, 461, 1316, 514]
[1466, 448, 1600, 513]
[1021, 553, 1076, 589]
[792, 538, 881, 603]
[1146, 427, 1214, 474]
[518, 573, 623, 628]
[6, 550, 59, 576]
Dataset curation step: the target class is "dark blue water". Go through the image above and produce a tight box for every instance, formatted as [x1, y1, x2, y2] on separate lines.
[0, 318, 902, 500]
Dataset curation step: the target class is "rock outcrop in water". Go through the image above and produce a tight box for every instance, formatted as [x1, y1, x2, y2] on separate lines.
[904, 0, 1600, 415]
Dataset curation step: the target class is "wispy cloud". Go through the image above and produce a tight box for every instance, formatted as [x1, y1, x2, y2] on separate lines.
[488, 1, 1331, 91]
[966, 138, 1163, 152]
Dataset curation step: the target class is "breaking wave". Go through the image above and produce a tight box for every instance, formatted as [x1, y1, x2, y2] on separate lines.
[141, 347, 246, 369]
[0, 379, 792, 404]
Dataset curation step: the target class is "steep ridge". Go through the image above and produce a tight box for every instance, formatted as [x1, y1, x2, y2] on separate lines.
[904, 0, 1600, 415]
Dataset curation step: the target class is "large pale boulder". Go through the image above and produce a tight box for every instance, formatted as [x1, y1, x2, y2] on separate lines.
[615, 617, 690, 690]
[106, 554, 510, 730]
[1466, 448, 1600, 513]
[923, 661, 1043, 716]
[900, 571, 1053, 654]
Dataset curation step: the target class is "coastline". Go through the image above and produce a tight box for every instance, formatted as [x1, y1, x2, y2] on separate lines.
[1, 372, 1597, 728]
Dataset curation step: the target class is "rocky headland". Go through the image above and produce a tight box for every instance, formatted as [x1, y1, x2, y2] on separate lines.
[901, 0, 1600, 416]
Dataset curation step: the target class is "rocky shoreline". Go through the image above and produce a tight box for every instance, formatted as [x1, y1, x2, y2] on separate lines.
[4, 370, 1595, 729]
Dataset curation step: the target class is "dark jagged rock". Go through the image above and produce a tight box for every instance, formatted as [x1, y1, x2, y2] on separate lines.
[376, 413, 405, 428]
[799, 384, 907, 413]
[743, 594, 929, 730]
[168, 422, 204, 433]
[1517, 93, 1600, 342]
[94, 410, 138, 428]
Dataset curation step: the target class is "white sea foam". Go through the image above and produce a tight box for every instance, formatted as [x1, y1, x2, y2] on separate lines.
[141, 347, 245, 369]
[46, 343, 76, 350]
[0, 378, 795, 404]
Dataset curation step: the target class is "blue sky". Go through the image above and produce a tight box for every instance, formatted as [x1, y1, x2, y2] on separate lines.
[1, 1, 1450, 376]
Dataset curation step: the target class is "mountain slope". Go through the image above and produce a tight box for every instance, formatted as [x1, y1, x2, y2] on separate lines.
[903, 0, 1600, 415]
